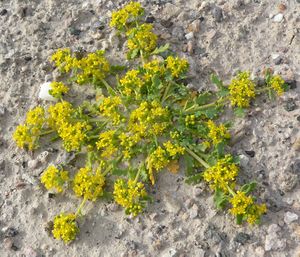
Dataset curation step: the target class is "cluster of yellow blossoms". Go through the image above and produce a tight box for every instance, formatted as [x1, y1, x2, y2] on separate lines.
[96, 130, 117, 158]
[203, 155, 239, 192]
[228, 72, 256, 108]
[47, 101, 74, 129]
[166, 56, 189, 78]
[127, 24, 157, 55]
[52, 213, 79, 243]
[185, 114, 196, 126]
[119, 69, 144, 97]
[73, 167, 105, 201]
[13, 106, 45, 150]
[113, 179, 147, 216]
[207, 120, 230, 145]
[41, 165, 69, 193]
[51, 49, 110, 84]
[49, 81, 69, 98]
[129, 100, 170, 137]
[119, 132, 140, 159]
[269, 74, 285, 96]
[110, 1, 144, 30]
[99, 96, 122, 125]
[229, 191, 267, 224]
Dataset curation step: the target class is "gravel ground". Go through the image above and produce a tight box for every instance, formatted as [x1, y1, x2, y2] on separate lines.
[0, 0, 300, 257]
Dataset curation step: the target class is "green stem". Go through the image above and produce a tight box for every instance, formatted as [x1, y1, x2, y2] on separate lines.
[161, 82, 171, 103]
[185, 147, 210, 169]
[226, 185, 236, 197]
[184, 97, 228, 114]
[255, 86, 272, 94]
[101, 79, 116, 94]
[75, 197, 87, 217]
[40, 130, 55, 136]
[134, 167, 142, 183]
[102, 165, 112, 176]
[140, 50, 145, 65]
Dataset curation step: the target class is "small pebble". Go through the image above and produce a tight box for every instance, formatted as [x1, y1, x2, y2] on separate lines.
[239, 154, 250, 168]
[3, 238, 14, 250]
[5, 227, 18, 237]
[273, 13, 284, 23]
[212, 6, 223, 22]
[187, 20, 201, 33]
[284, 211, 298, 224]
[38, 82, 57, 102]
[284, 99, 297, 112]
[0, 9, 8, 16]
[145, 15, 155, 23]
[234, 232, 250, 245]
[185, 32, 194, 40]
[278, 3, 286, 12]
[69, 27, 81, 36]
[291, 159, 300, 173]
[189, 204, 199, 219]
[160, 19, 173, 28]
[187, 41, 194, 54]
[28, 159, 39, 169]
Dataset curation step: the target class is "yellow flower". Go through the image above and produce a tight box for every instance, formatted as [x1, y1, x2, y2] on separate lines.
[96, 130, 117, 158]
[143, 59, 164, 82]
[127, 24, 157, 54]
[113, 179, 147, 216]
[73, 167, 105, 201]
[229, 191, 253, 215]
[119, 132, 140, 159]
[166, 56, 189, 78]
[163, 141, 185, 157]
[146, 146, 169, 184]
[49, 81, 69, 98]
[41, 165, 69, 193]
[52, 213, 79, 243]
[269, 75, 285, 96]
[99, 96, 122, 125]
[25, 106, 45, 127]
[246, 203, 267, 224]
[228, 71, 256, 108]
[207, 120, 230, 145]
[110, 2, 144, 30]
[51, 48, 74, 73]
[13, 124, 36, 150]
[75, 50, 110, 84]
[58, 121, 88, 152]
[48, 101, 74, 129]
[119, 69, 144, 97]
[203, 155, 239, 192]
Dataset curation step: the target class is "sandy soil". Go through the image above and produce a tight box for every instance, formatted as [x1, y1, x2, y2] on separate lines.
[0, 0, 299, 257]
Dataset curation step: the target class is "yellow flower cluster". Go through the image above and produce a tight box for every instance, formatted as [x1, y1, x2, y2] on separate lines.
[119, 132, 140, 159]
[48, 101, 74, 129]
[73, 167, 105, 201]
[203, 155, 239, 192]
[166, 56, 189, 78]
[113, 179, 147, 216]
[96, 130, 117, 158]
[119, 69, 144, 97]
[163, 141, 185, 157]
[207, 120, 230, 145]
[143, 59, 164, 82]
[269, 75, 285, 96]
[58, 122, 88, 152]
[110, 2, 144, 30]
[41, 165, 69, 193]
[52, 213, 79, 243]
[229, 191, 267, 224]
[13, 106, 46, 150]
[51, 49, 110, 84]
[51, 48, 73, 73]
[49, 81, 69, 98]
[129, 100, 169, 137]
[99, 96, 122, 125]
[185, 114, 195, 126]
[127, 24, 157, 54]
[75, 50, 110, 85]
[228, 72, 256, 108]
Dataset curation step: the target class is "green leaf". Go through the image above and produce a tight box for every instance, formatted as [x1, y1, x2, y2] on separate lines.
[240, 181, 257, 195]
[217, 88, 229, 97]
[128, 48, 139, 59]
[234, 107, 246, 118]
[111, 168, 128, 176]
[151, 43, 169, 55]
[197, 106, 220, 119]
[215, 142, 225, 157]
[236, 214, 244, 225]
[110, 65, 127, 74]
[196, 92, 213, 105]
[211, 74, 223, 89]
[184, 154, 195, 177]
[213, 188, 228, 209]
[185, 173, 203, 185]
[152, 74, 161, 89]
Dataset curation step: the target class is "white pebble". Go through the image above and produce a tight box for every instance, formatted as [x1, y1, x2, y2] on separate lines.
[185, 32, 194, 40]
[38, 82, 57, 102]
[284, 212, 298, 224]
[273, 13, 284, 23]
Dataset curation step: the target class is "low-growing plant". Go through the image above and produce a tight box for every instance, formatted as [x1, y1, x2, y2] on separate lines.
[13, 2, 288, 244]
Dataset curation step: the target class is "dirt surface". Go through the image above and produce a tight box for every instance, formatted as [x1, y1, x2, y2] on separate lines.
[0, 0, 299, 256]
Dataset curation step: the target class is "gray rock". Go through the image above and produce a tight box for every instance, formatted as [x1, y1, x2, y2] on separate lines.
[284, 99, 297, 112]
[212, 6, 223, 22]
[164, 194, 181, 214]
[284, 212, 298, 224]
[187, 41, 194, 54]
[189, 204, 199, 219]
[234, 232, 250, 245]
[0, 105, 6, 116]
[28, 159, 39, 169]
[161, 3, 180, 20]
[278, 172, 298, 192]
[265, 234, 286, 251]
[187, 20, 201, 33]
[171, 27, 185, 40]
[37, 151, 49, 163]
[23, 246, 38, 257]
[291, 159, 300, 174]
[239, 154, 250, 168]
[185, 32, 194, 40]
[3, 237, 14, 250]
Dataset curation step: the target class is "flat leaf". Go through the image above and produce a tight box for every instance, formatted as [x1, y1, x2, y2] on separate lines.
[240, 181, 257, 195]
[213, 188, 228, 209]
[211, 74, 223, 89]
[151, 43, 169, 55]
[196, 92, 213, 105]
[236, 214, 243, 225]
[234, 107, 246, 118]
[185, 173, 203, 185]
